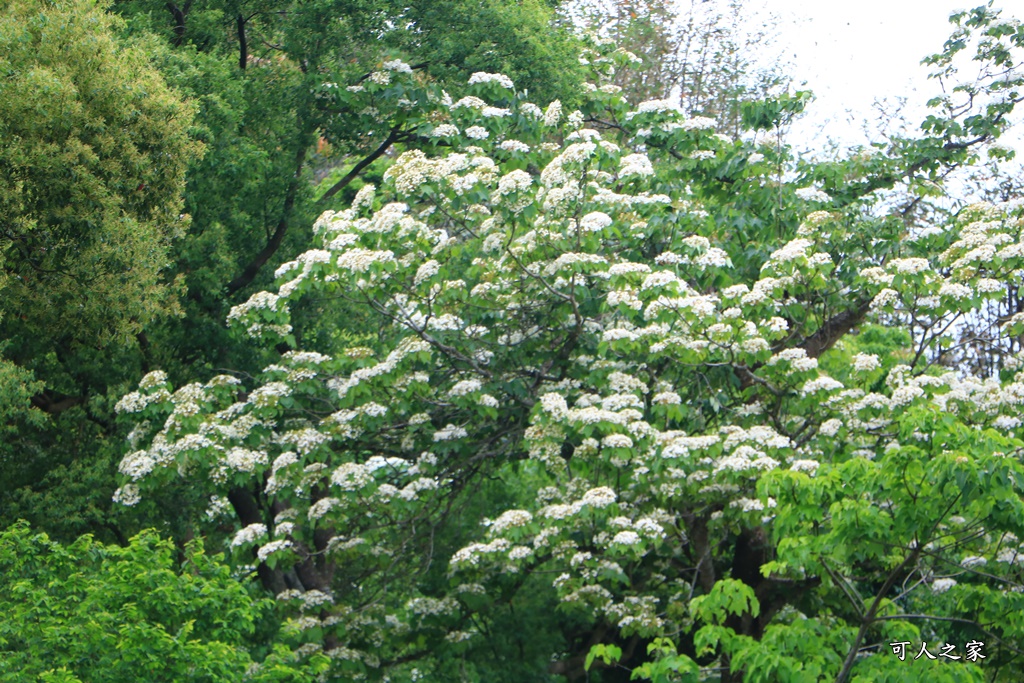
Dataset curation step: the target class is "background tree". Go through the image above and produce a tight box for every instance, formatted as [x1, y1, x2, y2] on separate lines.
[0, 0, 199, 540]
[559, 0, 789, 136]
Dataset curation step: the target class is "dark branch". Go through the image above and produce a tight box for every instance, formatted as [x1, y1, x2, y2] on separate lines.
[237, 14, 247, 70]
[316, 127, 403, 205]
[30, 392, 86, 414]
[797, 298, 873, 359]
[165, 0, 192, 47]
[226, 144, 309, 295]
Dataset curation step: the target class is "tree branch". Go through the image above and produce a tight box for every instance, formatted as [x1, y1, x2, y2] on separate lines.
[797, 297, 873, 359]
[834, 546, 921, 683]
[237, 14, 247, 70]
[316, 127, 403, 205]
[30, 392, 85, 414]
[226, 144, 308, 295]
[165, 0, 192, 47]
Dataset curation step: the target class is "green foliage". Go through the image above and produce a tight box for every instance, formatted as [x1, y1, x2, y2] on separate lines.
[0, 0, 198, 541]
[586, 642, 623, 671]
[0, 0, 198, 344]
[0, 522, 319, 682]
[630, 638, 699, 683]
[1, 0, 587, 544]
[740, 91, 814, 132]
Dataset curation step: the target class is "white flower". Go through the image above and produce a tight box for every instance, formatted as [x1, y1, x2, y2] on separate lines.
[994, 415, 1021, 430]
[961, 555, 988, 569]
[448, 379, 482, 397]
[232, 523, 268, 547]
[682, 116, 715, 130]
[939, 282, 973, 300]
[309, 497, 341, 520]
[890, 384, 924, 407]
[497, 170, 533, 195]
[540, 393, 569, 419]
[299, 590, 334, 609]
[769, 238, 814, 264]
[730, 497, 765, 512]
[467, 72, 514, 89]
[611, 530, 641, 546]
[602, 434, 634, 449]
[801, 376, 843, 395]
[509, 546, 532, 560]
[852, 353, 881, 372]
[543, 100, 562, 126]
[452, 96, 487, 110]
[997, 547, 1024, 565]
[118, 451, 156, 481]
[499, 140, 531, 153]
[641, 271, 677, 291]
[112, 484, 141, 507]
[768, 348, 818, 372]
[652, 391, 681, 405]
[580, 212, 613, 233]
[625, 99, 677, 120]
[520, 102, 542, 118]
[931, 578, 957, 593]
[224, 447, 268, 473]
[139, 370, 169, 390]
[382, 59, 412, 73]
[331, 462, 372, 490]
[433, 424, 468, 441]
[430, 124, 460, 138]
[414, 260, 440, 285]
[890, 258, 931, 274]
[258, 540, 294, 562]
[490, 509, 533, 533]
[795, 187, 831, 202]
[482, 107, 511, 118]
[871, 288, 900, 309]
[819, 419, 842, 437]
[580, 486, 617, 508]
[790, 459, 821, 475]
[634, 518, 665, 539]
[619, 153, 654, 178]
[465, 126, 489, 140]
[977, 278, 1003, 293]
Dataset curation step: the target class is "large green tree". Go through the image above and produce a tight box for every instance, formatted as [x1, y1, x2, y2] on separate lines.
[0, 0, 198, 539]
[112, 4, 1024, 681]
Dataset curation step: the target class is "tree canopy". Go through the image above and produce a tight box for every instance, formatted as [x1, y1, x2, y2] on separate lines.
[5, 0, 1024, 681]
[111, 5, 1024, 681]
[0, 522, 321, 682]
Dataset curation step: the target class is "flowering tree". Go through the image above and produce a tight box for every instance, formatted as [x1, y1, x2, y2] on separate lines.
[115, 7, 1024, 682]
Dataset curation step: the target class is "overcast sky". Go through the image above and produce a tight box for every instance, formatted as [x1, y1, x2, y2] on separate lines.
[746, 0, 1023, 151]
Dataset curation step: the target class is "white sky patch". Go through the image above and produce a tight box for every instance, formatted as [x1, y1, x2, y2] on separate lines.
[747, 0, 1023, 152]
